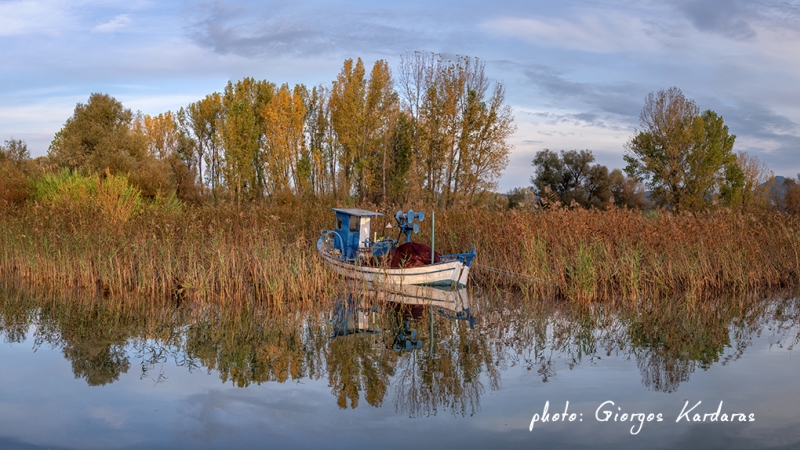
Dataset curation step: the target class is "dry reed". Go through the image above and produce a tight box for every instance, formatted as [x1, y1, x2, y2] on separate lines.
[1, 200, 798, 304]
[433, 207, 800, 302]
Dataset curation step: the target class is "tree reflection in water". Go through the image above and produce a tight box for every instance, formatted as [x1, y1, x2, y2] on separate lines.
[391, 312, 497, 418]
[0, 282, 798, 413]
[325, 292, 399, 408]
[34, 299, 134, 386]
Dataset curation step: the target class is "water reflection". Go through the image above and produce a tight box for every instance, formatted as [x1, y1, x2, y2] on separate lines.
[327, 284, 484, 414]
[183, 307, 327, 387]
[42, 304, 135, 386]
[0, 283, 798, 417]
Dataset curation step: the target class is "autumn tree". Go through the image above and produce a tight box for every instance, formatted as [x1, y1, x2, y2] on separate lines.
[171, 108, 203, 202]
[48, 93, 146, 175]
[219, 78, 275, 205]
[140, 111, 180, 159]
[0, 138, 31, 206]
[220, 99, 259, 205]
[397, 51, 435, 186]
[330, 58, 367, 199]
[0, 138, 30, 167]
[262, 83, 307, 196]
[130, 112, 177, 198]
[303, 85, 337, 197]
[69, 55, 513, 206]
[135, 111, 201, 201]
[187, 93, 224, 198]
[384, 111, 414, 204]
[506, 187, 534, 209]
[786, 179, 800, 215]
[398, 52, 514, 207]
[531, 149, 612, 208]
[608, 169, 648, 209]
[624, 87, 737, 212]
[362, 60, 399, 203]
[719, 151, 771, 213]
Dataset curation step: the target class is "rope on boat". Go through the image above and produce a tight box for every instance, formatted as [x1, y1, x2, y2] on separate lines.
[471, 262, 559, 288]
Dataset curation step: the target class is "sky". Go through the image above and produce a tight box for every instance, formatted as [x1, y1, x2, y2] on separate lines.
[1, 0, 799, 191]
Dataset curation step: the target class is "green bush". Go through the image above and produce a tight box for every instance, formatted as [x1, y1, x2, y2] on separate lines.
[30, 169, 143, 223]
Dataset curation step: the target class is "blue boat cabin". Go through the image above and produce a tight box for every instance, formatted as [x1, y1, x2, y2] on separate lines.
[330, 208, 394, 262]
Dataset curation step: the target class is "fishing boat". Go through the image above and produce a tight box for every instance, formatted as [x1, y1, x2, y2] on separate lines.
[317, 208, 475, 287]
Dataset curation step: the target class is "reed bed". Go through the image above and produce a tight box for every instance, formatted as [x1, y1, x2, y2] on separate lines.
[1, 199, 799, 304]
[432, 207, 800, 302]
[0, 200, 340, 307]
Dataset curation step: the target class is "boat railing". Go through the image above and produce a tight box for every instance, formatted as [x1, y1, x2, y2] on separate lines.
[320, 230, 344, 260]
[439, 247, 476, 266]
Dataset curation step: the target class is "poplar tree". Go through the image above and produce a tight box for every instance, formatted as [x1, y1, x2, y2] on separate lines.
[140, 111, 179, 159]
[624, 87, 737, 212]
[398, 52, 514, 207]
[219, 78, 275, 205]
[303, 85, 336, 197]
[330, 58, 367, 198]
[187, 93, 224, 199]
[363, 60, 398, 203]
[262, 83, 307, 195]
[330, 58, 397, 201]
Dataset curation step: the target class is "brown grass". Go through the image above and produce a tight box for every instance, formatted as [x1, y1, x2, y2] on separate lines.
[1, 200, 798, 304]
[0, 200, 339, 307]
[434, 207, 800, 302]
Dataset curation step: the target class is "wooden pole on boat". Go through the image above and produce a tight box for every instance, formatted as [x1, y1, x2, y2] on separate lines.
[431, 211, 435, 264]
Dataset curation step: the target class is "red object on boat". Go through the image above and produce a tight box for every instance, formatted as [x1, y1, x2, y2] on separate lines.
[388, 242, 441, 268]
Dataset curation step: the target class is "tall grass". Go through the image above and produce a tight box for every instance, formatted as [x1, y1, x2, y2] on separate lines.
[1, 188, 799, 303]
[1, 192, 339, 306]
[432, 207, 800, 302]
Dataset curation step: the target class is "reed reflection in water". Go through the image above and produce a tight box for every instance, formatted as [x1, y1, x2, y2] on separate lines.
[0, 282, 798, 418]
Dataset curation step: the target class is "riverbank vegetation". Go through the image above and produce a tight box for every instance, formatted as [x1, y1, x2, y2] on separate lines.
[1, 188, 798, 303]
[2, 56, 800, 303]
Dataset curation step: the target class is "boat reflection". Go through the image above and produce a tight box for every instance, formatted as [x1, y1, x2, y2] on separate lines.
[1, 283, 798, 417]
[327, 283, 484, 414]
[331, 283, 474, 337]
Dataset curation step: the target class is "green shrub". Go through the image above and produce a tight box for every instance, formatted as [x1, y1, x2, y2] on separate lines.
[30, 169, 143, 223]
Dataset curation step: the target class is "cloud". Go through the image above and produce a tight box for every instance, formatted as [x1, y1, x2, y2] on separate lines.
[669, 0, 800, 41]
[671, 0, 756, 40]
[713, 101, 800, 174]
[92, 14, 132, 33]
[0, 1, 150, 36]
[480, 12, 665, 54]
[522, 64, 646, 119]
[0, 0, 74, 36]
[719, 102, 796, 138]
[184, 2, 439, 58]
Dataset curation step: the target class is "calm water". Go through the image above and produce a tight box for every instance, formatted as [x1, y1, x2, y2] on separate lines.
[1, 284, 799, 450]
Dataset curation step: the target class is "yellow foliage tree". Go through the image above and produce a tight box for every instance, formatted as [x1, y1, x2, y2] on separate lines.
[262, 84, 308, 196]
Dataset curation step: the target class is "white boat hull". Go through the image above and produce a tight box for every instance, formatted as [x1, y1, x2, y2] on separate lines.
[318, 238, 470, 287]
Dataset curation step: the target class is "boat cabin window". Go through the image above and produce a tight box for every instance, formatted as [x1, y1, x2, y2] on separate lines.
[336, 217, 343, 230]
[349, 216, 360, 232]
